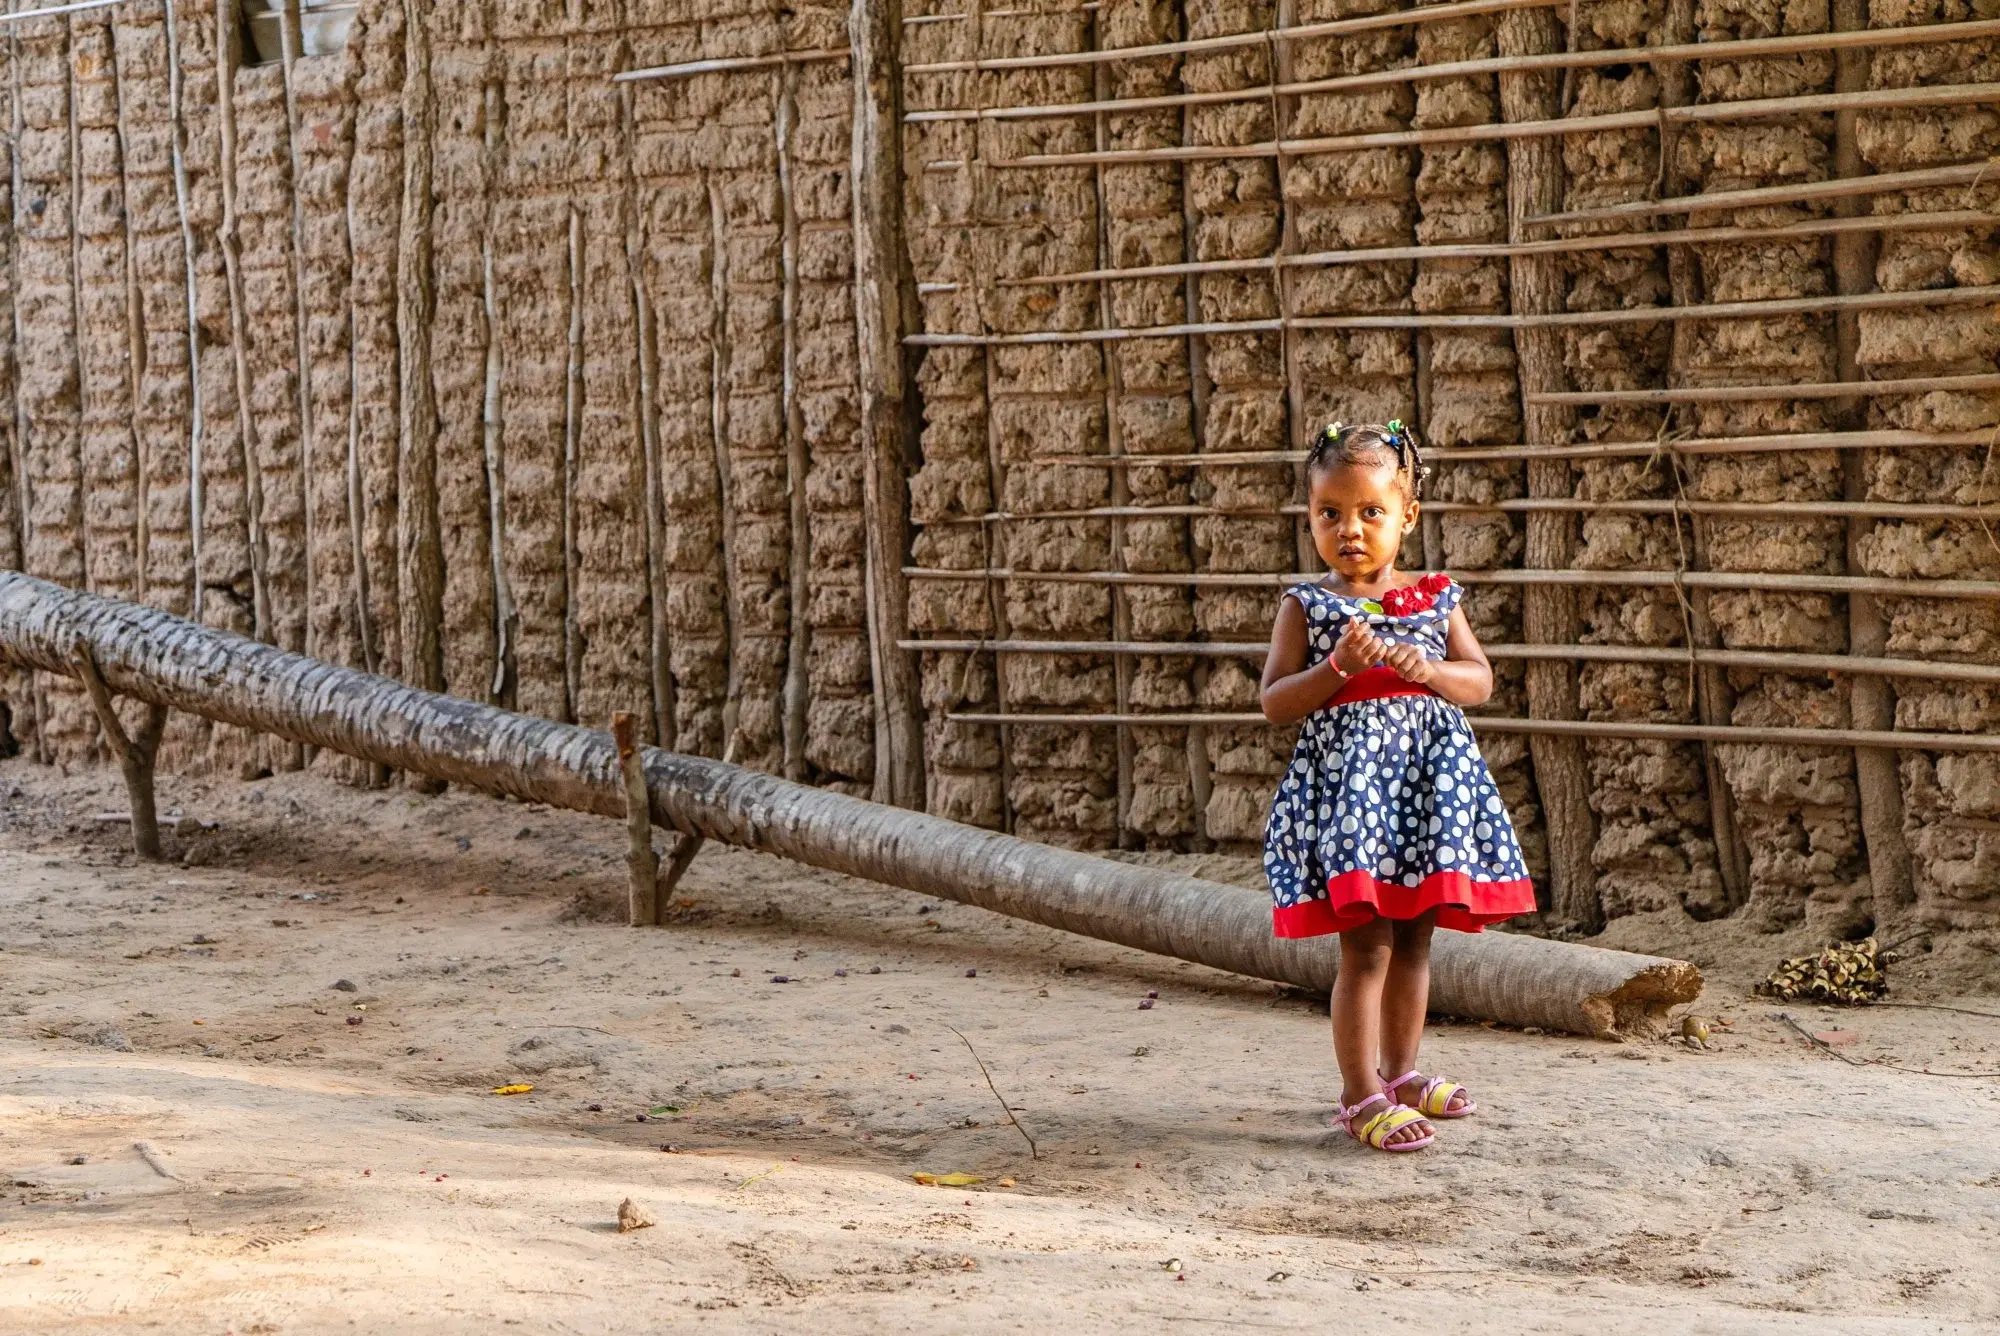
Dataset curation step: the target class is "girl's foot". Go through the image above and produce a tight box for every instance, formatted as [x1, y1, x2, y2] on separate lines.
[1335, 1090, 1434, 1152]
[1381, 1069, 1475, 1119]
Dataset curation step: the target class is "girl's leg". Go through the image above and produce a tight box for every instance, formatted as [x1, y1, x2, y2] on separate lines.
[1380, 910, 1467, 1114]
[1333, 917, 1426, 1147]
[1379, 910, 1436, 1080]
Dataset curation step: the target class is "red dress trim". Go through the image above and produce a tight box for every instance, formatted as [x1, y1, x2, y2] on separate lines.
[1273, 867, 1537, 938]
[1327, 664, 1437, 708]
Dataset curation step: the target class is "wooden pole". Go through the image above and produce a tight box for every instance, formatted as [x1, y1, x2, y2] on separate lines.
[1035, 425, 1994, 466]
[907, 18, 2000, 123]
[1534, 157, 1999, 228]
[899, 638, 2000, 684]
[1657, 0, 1749, 915]
[0, 572, 1700, 1040]
[1832, 0, 1913, 924]
[851, 0, 927, 809]
[1499, 4, 1598, 933]
[944, 709, 2000, 754]
[904, 0, 1565, 72]
[903, 564, 2000, 600]
[990, 207, 1997, 288]
[929, 496, 2000, 523]
[903, 282, 2000, 344]
[993, 85, 2000, 168]
[612, 711, 659, 926]
[1530, 371, 2000, 406]
[614, 46, 851, 84]
[398, 0, 445, 791]
[72, 644, 167, 860]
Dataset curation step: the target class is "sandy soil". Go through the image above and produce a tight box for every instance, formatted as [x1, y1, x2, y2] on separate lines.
[3, 762, 1998, 1335]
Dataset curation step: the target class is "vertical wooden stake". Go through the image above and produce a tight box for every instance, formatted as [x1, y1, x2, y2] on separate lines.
[1832, 0, 1912, 924]
[73, 645, 168, 861]
[612, 711, 659, 926]
[398, 0, 446, 791]
[656, 829, 706, 909]
[851, 0, 928, 810]
[1498, 7, 1601, 933]
[1658, 0, 1751, 916]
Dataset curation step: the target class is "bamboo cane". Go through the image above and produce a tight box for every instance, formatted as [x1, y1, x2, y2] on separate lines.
[897, 638, 2000, 684]
[1533, 157, 1999, 228]
[1528, 371, 2000, 406]
[903, 0, 1562, 71]
[945, 709, 2000, 753]
[991, 86, 2000, 168]
[906, 19, 2000, 123]
[0, 571, 1698, 1039]
[904, 283, 2000, 345]
[985, 210, 1998, 288]
[613, 47, 851, 84]
[1035, 426, 1996, 466]
[928, 496, 2000, 523]
[901, 565, 2000, 600]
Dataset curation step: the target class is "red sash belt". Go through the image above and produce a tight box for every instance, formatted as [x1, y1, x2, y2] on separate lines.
[1327, 664, 1437, 708]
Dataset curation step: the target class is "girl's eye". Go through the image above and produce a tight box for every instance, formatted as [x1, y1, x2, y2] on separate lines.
[1363, 507, 1384, 520]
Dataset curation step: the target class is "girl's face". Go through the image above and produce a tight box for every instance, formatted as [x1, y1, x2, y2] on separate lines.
[1307, 458, 1417, 581]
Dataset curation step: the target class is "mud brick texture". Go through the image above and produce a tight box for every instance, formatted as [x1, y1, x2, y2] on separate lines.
[2, 0, 1996, 945]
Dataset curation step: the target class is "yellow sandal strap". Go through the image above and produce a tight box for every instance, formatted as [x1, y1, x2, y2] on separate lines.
[1419, 1081, 1467, 1117]
[1357, 1104, 1430, 1149]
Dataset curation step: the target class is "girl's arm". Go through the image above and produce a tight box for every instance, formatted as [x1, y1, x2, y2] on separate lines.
[1379, 605, 1494, 707]
[1260, 596, 1376, 725]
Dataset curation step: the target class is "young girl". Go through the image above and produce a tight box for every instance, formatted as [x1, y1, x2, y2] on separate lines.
[1260, 420, 1534, 1153]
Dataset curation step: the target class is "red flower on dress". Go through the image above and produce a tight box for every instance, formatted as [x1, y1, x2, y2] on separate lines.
[1380, 572, 1452, 618]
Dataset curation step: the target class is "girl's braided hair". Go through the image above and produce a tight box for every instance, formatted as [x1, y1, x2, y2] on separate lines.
[1305, 419, 1431, 501]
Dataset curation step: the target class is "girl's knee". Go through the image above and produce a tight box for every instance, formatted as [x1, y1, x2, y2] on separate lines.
[1390, 911, 1438, 954]
[1340, 919, 1395, 970]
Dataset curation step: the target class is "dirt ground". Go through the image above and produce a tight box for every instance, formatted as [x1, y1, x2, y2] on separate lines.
[3, 762, 1998, 1335]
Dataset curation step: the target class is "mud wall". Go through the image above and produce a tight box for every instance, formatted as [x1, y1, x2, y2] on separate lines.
[897, 0, 2000, 942]
[2, 0, 1996, 944]
[0, 0, 878, 798]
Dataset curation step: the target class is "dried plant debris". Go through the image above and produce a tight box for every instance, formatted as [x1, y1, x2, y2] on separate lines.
[1756, 937, 1888, 1005]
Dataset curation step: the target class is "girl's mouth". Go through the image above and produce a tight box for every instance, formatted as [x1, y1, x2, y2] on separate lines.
[1337, 545, 1366, 559]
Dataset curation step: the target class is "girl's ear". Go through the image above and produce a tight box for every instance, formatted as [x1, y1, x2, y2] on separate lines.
[1401, 499, 1420, 533]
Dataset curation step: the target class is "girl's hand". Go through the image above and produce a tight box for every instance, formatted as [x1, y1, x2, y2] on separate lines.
[1333, 620, 1383, 676]
[1381, 641, 1437, 685]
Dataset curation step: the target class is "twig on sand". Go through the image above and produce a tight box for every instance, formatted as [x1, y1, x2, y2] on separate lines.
[1775, 1012, 2000, 1078]
[134, 1141, 181, 1181]
[945, 1024, 1038, 1160]
[734, 1163, 784, 1190]
[1871, 1001, 2000, 1022]
[525, 1024, 620, 1037]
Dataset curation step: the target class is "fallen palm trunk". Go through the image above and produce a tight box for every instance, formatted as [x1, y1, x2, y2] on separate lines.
[0, 571, 1699, 1037]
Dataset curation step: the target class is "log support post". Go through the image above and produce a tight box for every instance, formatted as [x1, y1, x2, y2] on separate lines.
[657, 830, 706, 912]
[72, 644, 169, 861]
[613, 712, 659, 925]
[615, 710, 705, 925]
[1498, 8, 1601, 934]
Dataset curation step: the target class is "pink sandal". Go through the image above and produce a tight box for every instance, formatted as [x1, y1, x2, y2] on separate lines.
[1334, 1091, 1435, 1152]
[1380, 1069, 1476, 1120]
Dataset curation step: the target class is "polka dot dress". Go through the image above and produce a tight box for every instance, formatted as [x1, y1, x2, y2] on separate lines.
[1264, 578, 1535, 938]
